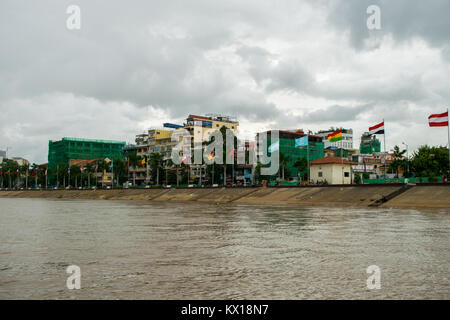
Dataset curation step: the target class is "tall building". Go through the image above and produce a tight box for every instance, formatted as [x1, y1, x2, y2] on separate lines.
[48, 137, 126, 183]
[132, 128, 176, 185]
[360, 132, 381, 154]
[316, 128, 353, 149]
[182, 114, 239, 182]
[256, 130, 324, 179]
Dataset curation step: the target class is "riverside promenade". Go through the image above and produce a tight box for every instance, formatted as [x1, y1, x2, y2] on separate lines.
[1, 184, 449, 209]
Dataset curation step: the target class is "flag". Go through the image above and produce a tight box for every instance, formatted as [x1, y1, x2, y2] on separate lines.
[139, 157, 146, 166]
[369, 121, 385, 135]
[295, 136, 308, 147]
[14, 169, 19, 174]
[428, 111, 448, 127]
[249, 143, 255, 151]
[268, 141, 279, 153]
[208, 151, 214, 161]
[32, 168, 38, 175]
[327, 130, 342, 142]
[6, 170, 10, 175]
[181, 154, 190, 164]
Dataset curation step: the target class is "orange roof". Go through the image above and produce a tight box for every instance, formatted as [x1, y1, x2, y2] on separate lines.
[310, 156, 352, 165]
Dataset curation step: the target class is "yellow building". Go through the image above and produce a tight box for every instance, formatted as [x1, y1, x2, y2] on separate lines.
[184, 114, 238, 141]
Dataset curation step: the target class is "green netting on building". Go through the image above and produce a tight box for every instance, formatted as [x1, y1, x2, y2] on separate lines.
[360, 136, 381, 154]
[48, 137, 126, 182]
[264, 133, 324, 178]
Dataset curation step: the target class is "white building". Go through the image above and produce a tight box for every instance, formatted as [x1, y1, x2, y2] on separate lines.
[316, 128, 353, 149]
[310, 156, 353, 184]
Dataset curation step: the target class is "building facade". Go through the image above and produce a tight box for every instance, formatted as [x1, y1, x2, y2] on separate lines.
[360, 132, 381, 154]
[48, 137, 126, 183]
[256, 130, 325, 179]
[310, 156, 353, 184]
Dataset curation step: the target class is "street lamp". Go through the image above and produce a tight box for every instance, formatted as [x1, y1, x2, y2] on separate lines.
[402, 142, 409, 177]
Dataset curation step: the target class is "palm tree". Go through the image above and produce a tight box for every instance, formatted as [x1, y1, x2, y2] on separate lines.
[279, 152, 291, 181]
[128, 151, 140, 186]
[293, 157, 308, 182]
[149, 153, 164, 185]
[164, 158, 174, 185]
[390, 145, 406, 178]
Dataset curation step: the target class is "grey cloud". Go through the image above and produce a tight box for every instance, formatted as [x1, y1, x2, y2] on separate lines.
[326, 0, 450, 50]
[300, 103, 374, 123]
[1, 0, 449, 163]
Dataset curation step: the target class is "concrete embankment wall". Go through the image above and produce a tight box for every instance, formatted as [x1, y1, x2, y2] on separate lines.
[381, 185, 450, 208]
[1, 185, 449, 208]
[2, 184, 446, 208]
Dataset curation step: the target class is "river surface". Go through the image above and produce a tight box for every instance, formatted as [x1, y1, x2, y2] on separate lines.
[0, 198, 448, 299]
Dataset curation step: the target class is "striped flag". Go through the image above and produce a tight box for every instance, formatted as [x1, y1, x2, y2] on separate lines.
[369, 121, 385, 135]
[327, 129, 342, 142]
[428, 111, 448, 127]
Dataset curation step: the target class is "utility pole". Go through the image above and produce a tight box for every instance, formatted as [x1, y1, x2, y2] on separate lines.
[447, 108, 450, 180]
[402, 142, 409, 177]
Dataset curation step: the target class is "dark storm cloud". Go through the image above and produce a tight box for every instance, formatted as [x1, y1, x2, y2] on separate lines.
[326, 0, 450, 49]
[0, 0, 277, 121]
[1, 0, 450, 163]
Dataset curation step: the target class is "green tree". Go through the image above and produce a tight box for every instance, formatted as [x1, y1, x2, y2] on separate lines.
[293, 157, 308, 182]
[149, 153, 164, 185]
[279, 152, 291, 181]
[389, 145, 407, 178]
[411, 145, 449, 178]
[354, 172, 362, 184]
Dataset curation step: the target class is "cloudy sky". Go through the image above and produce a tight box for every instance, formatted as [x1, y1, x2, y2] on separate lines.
[1, 0, 450, 163]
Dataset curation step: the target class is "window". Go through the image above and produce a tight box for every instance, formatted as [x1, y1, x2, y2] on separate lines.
[344, 172, 349, 177]
[318, 172, 323, 177]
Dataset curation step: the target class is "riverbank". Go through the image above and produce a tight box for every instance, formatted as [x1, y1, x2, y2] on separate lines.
[1, 184, 449, 208]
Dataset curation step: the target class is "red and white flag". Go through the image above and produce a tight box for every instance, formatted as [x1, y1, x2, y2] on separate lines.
[369, 121, 385, 135]
[428, 111, 448, 127]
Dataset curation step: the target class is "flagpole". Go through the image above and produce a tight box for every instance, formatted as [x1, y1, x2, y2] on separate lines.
[447, 108, 450, 180]
[307, 137, 310, 184]
[383, 118, 387, 182]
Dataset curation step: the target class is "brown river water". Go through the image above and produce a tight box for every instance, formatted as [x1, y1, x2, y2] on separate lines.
[0, 198, 448, 299]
